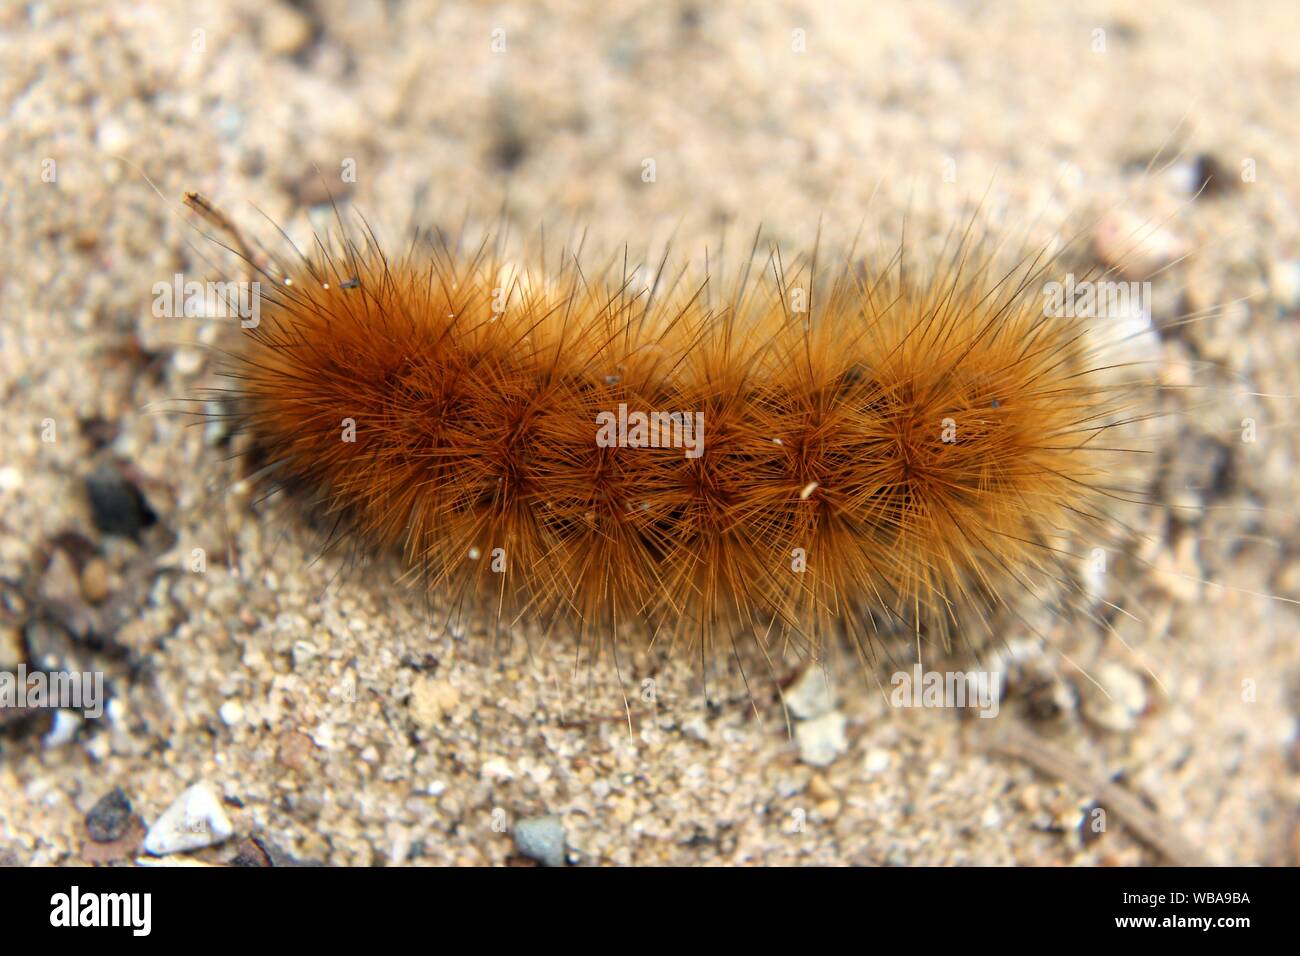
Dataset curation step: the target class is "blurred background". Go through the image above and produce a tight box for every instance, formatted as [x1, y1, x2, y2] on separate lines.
[1, 0, 1298, 866]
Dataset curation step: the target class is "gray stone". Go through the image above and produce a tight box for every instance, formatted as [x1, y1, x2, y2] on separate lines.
[514, 814, 566, 867]
[85, 787, 134, 843]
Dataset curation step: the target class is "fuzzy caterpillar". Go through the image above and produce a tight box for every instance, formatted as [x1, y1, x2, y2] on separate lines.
[201, 199, 1139, 674]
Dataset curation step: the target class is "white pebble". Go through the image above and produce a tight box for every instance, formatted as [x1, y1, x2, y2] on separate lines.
[785, 666, 838, 720]
[1269, 259, 1300, 311]
[1080, 662, 1148, 733]
[143, 784, 234, 856]
[218, 700, 245, 726]
[863, 748, 892, 775]
[796, 711, 848, 767]
[96, 118, 132, 154]
[43, 710, 82, 748]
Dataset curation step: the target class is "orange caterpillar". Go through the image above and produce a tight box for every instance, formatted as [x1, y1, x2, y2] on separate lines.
[201, 197, 1135, 671]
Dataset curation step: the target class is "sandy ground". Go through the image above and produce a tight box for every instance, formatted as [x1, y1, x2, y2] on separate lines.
[1, 0, 1298, 866]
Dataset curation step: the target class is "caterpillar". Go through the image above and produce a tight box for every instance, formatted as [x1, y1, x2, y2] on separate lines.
[189, 193, 1148, 689]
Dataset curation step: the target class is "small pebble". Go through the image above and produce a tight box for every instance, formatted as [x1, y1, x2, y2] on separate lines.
[1269, 258, 1300, 312]
[807, 773, 836, 801]
[795, 711, 848, 767]
[481, 757, 514, 781]
[863, 748, 892, 775]
[219, 699, 245, 726]
[681, 714, 710, 741]
[43, 710, 82, 748]
[263, 3, 314, 57]
[85, 465, 156, 539]
[85, 787, 135, 843]
[172, 348, 204, 376]
[409, 675, 459, 727]
[229, 837, 272, 867]
[1149, 537, 1204, 603]
[1092, 208, 1186, 280]
[514, 814, 566, 867]
[203, 401, 230, 445]
[1189, 153, 1238, 198]
[1019, 785, 1043, 814]
[0, 627, 22, 669]
[143, 783, 235, 856]
[784, 666, 838, 720]
[1080, 662, 1148, 733]
[276, 730, 316, 770]
[818, 798, 842, 820]
[95, 118, 132, 154]
[79, 558, 110, 604]
[39, 549, 82, 608]
[23, 619, 77, 672]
